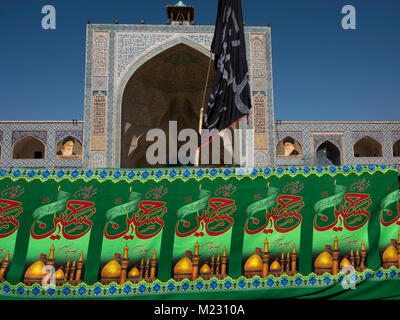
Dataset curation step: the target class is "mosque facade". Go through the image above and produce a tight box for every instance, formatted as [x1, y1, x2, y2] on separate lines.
[0, 2, 399, 172]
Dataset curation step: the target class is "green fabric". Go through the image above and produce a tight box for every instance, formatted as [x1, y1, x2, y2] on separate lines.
[0, 165, 399, 300]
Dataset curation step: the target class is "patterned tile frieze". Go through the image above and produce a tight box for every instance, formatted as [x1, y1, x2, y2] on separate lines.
[116, 32, 214, 84]
[312, 133, 344, 151]
[55, 131, 83, 144]
[351, 131, 384, 145]
[0, 122, 83, 169]
[274, 122, 400, 168]
[275, 131, 304, 146]
[391, 131, 400, 144]
[12, 131, 47, 145]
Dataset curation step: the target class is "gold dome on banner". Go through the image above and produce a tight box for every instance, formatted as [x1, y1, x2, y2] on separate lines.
[270, 260, 281, 271]
[55, 268, 65, 280]
[200, 263, 211, 274]
[314, 251, 333, 269]
[383, 245, 398, 263]
[128, 266, 140, 278]
[340, 257, 352, 269]
[24, 260, 45, 279]
[244, 254, 263, 272]
[101, 259, 121, 278]
[174, 256, 193, 275]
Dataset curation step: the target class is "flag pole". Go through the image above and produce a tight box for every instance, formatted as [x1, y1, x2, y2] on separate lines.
[195, 50, 213, 167]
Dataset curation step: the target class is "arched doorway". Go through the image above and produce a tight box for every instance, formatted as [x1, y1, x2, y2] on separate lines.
[120, 43, 215, 168]
[316, 141, 341, 166]
[354, 136, 383, 157]
[12, 136, 45, 159]
[393, 139, 400, 157]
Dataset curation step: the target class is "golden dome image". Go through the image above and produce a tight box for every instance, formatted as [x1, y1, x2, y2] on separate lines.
[383, 244, 398, 264]
[24, 260, 45, 280]
[340, 257, 352, 269]
[315, 250, 333, 269]
[101, 259, 122, 278]
[128, 266, 140, 278]
[270, 259, 281, 271]
[244, 253, 263, 272]
[55, 268, 65, 280]
[174, 256, 193, 275]
[200, 263, 211, 274]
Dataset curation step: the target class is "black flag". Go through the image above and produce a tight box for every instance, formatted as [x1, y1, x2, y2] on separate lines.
[202, 0, 251, 134]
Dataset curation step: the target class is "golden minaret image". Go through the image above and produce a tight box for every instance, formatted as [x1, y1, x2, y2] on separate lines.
[150, 250, 157, 279]
[262, 240, 270, 278]
[0, 251, 10, 282]
[75, 252, 84, 282]
[47, 245, 55, 267]
[69, 258, 76, 281]
[120, 245, 129, 284]
[332, 237, 339, 275]
[64, 259, 70, 281]
[191, 243, 200, 281]
[221, 248, 228, 275]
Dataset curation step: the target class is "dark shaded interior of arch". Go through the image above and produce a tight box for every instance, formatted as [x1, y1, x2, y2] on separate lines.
[316, 141, 341, 166]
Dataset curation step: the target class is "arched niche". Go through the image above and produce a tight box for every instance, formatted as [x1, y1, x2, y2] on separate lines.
[276, 137, 302, 157]
[56, 136, 83, 159]
[12, 136, 45, 159]
[354, 136, 383, 157]
[316, 141, 341, 166]
[393, 140, 400, 157]
[120, 43, 215, 168]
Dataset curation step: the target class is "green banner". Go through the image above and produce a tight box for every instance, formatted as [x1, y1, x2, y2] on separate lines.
[0, 165, 399, 300]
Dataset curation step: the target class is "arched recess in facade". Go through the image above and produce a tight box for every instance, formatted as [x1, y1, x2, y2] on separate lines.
[354, 136, 383, 157]
[120, 42, 215, 168]
[393, 139, 400, 157]
[276, 137, 302, 157]
[316, 140, 341, 166]
[12, 136, 45, 159]
[56, 135, 83, 157]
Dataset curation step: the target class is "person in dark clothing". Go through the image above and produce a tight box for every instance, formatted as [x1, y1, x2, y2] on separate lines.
[283, 136, 299, 156]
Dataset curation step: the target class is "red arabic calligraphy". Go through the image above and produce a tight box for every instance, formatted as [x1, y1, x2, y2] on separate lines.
[314, 193, 371, 232]
[1, 186, 24, 199]
[56, 243, 80, 259]
[30, 200, 95, 240]
[0, 198, 22, 238]
[245, 195, 303, 235]
[145, 186, 168, 199]
[176, 198, 236, 238]
[104, 201, 166, 240]
[74, 186, 97, 199]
